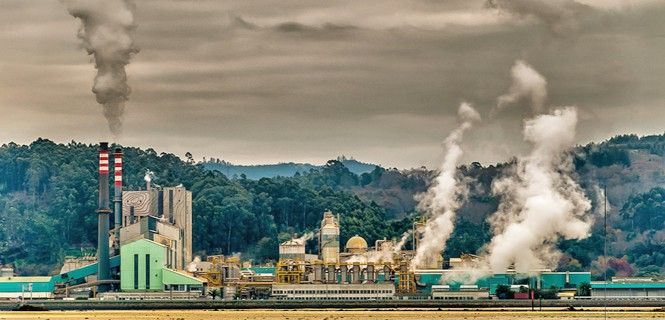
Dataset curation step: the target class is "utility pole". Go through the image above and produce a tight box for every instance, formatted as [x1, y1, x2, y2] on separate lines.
[603, 185, 608, 320]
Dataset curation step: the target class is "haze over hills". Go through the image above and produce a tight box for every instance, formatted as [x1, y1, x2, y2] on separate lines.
[203, 156, 378, 180]
[0, 133, 663, 279]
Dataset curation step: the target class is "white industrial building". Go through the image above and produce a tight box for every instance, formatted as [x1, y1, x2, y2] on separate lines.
[271, 283, 395, 300]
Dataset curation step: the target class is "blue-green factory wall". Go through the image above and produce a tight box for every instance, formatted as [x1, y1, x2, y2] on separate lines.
[414, 271, 591, 294]
[0, 256, 120, 295]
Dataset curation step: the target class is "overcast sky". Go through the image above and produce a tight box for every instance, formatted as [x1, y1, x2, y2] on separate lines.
[1, 0, 664, 168]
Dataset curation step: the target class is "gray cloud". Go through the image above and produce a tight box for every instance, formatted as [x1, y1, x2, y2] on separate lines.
[486, 0, 595, 35]
[0, 0, 664, 168]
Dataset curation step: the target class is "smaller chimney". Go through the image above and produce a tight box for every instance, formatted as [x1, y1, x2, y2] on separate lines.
[113, 148, 123, 252]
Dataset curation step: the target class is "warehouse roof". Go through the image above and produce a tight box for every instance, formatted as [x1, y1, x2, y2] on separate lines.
[591, 282, 665, 289]
[0, 276, 51, 283]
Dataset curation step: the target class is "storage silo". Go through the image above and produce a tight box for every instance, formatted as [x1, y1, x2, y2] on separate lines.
[318, 211, 339, 263]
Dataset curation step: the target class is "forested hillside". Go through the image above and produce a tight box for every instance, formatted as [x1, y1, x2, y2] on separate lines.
[0, 134, 663, 278]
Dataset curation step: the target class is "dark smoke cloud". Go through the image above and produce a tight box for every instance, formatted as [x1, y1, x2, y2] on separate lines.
[61, 0, 139, 135]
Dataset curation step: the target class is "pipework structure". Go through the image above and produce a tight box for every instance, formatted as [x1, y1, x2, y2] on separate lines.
[96, 142, 111, 292]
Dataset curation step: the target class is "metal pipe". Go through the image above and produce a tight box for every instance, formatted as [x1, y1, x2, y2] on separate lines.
[113, 148, 122, 254]
[97, 142, 111, 293]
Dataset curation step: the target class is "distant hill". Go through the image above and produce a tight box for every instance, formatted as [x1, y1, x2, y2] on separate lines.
[203, 157, 378, 180]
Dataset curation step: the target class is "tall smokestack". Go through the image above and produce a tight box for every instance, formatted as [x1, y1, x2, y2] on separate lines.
[97, 142, 111, 292]
[113, 148, 123, 253]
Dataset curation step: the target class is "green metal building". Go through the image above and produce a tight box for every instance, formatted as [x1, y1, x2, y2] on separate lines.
[414, 270, 591, 295]
[120, 238, 204, 293]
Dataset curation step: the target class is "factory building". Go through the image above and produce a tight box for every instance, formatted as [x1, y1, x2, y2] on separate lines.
[540, 272, 591, 290]
[118, 238, 204, 293]
[2, 142, 660, 302]
[591, 278, 665, 299]
[0, 143, 204, 300]
[272, 283, 395, 300]
[431, 285, 488, 300]
[414, 269, 592, 298]
[121, 186, 193, 270]
[279, 238, 306, 261]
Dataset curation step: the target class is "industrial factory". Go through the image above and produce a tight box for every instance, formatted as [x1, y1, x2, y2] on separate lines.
[0, 142, 663, 302]
[1, 143, 203, 300]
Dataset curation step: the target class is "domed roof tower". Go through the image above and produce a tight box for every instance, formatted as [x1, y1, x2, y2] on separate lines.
[345, 235, 368, 254]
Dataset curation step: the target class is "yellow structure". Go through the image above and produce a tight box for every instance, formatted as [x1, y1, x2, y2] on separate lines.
[276, 260, 305, 284]
[345, 235, 368, 254]
[396, 260, 416, 294]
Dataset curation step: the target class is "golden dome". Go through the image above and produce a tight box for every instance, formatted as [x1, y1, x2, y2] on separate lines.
[345, 235, 368, 254]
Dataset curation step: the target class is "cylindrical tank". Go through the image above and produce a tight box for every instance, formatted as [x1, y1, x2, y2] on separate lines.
[351, 263, 361, 284]
[367, 263, 375, 283]
[383, 264, 392, 282]
[340, 265, 348, 284]
[327, 264, 336, 283]
[313, 263, 323, 283]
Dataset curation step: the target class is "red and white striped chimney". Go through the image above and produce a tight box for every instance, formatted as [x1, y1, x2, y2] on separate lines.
[113, 148, 123, 251]
[114, 149, 122, 189]
[99, 148, 109, 175]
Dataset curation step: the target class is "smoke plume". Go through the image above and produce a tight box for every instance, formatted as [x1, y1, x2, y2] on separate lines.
[496, 60, 548, 114]
[485, 107, 592, 273]
[62, 0, 139, 135]
[485, 0, 594, 35]
[412, 102, 481, 269]
[293, 232, 315, 245]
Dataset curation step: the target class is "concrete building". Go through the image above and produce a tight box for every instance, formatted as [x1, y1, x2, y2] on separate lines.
[271, 283, 395, 300]
[319, 211, 340, 264]
[279, 238, 306, 261]
[121, 186, 192, 270]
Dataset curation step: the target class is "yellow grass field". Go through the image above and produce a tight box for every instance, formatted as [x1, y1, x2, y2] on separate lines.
[0, 309, 663, 320]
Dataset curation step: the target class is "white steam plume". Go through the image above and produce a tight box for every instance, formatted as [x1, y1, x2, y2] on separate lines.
[293, 232, 314, 245]
[412, 102, 481, 269]
[496, 60, 548, 114]
[62, 0, 139, 135]
[187, 256, 201, 273]
[144, 169, 154, 183]
[485, 107, 593, 273]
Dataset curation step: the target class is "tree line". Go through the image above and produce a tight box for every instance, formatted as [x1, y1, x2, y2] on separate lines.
[0, 135, 663, 277]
